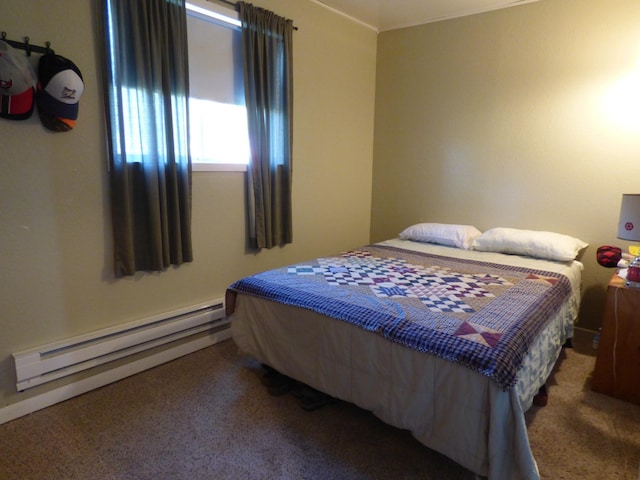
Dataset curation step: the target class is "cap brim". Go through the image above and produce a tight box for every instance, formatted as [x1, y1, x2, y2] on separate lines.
[0, 87, 35, 120]
[36, 89, 78, 131]
[37, 110, 75, 131]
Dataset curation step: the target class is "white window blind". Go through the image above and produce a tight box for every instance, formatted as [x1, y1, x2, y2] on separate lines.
[186, 0, 249, 171]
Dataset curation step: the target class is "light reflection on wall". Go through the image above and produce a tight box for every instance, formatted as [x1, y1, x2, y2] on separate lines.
[603, 57, 640, 133]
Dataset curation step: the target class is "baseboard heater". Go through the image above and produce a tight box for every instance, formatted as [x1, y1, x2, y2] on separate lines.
[13, 298, 228, 391]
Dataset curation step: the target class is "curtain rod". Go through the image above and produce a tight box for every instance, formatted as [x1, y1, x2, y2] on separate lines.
[215, 0, 298, 30]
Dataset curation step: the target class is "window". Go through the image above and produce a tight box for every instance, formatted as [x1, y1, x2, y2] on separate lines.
[186, 0, 250, 172]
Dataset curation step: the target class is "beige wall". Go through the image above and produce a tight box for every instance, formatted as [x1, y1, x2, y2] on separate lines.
[0, 0, 376, 409]
[372, 0, 640, 330]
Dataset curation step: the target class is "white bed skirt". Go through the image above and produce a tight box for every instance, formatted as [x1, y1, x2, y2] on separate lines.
[231, 292, 572, 479]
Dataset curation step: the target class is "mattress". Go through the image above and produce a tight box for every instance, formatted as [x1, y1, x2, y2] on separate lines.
[227, 239, 583, 479]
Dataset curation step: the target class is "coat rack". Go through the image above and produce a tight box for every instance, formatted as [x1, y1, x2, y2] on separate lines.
[1, 32, 54, 56]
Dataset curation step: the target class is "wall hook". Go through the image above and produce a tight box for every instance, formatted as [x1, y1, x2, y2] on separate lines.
[23, 36, 32, 56]
[0, 31, 54, 56]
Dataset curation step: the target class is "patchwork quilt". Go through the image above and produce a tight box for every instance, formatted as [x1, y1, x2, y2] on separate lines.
[228, 245, 572, 389]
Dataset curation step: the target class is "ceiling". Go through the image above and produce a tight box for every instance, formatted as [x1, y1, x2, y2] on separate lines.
[315, 0, 541, 32]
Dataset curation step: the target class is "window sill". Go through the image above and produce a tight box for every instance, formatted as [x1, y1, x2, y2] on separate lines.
[193, 163, 247, 172]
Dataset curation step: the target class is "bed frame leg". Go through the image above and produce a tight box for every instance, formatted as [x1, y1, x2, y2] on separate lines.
[532, 337, 571, 407]
[532, 384, 548, 407]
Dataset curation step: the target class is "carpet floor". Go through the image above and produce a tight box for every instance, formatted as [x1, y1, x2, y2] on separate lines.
[0, 329, 638, 479]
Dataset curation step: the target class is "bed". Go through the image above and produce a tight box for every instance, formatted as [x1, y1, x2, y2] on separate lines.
[226, 225, 586, 480]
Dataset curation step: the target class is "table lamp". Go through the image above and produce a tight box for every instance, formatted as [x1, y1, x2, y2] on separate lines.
[617, 193, 640, 286]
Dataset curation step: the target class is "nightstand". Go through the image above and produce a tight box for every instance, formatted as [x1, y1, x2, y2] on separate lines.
[591, 273, 640, 404]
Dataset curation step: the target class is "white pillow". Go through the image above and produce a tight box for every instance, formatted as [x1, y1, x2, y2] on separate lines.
[398, 223, 482, 250]
[472, 227, 588, 261]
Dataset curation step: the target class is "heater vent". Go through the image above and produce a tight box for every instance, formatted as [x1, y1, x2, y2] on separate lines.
[13, 299, 228, 391]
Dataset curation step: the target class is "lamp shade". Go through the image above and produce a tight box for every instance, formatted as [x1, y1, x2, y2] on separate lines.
[617, 194, 640, 241]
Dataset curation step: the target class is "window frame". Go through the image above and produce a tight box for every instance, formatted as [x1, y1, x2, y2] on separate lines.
[192, 162, 247, 172]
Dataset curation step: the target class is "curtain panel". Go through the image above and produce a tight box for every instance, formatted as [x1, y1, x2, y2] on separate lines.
[238, 2, 294, 250]
[101, 0, 193, 276]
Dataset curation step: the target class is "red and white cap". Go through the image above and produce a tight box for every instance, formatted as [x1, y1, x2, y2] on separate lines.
[0, 40, 37, 120]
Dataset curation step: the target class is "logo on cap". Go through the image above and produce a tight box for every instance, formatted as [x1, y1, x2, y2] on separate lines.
[61, 86, 77, 100]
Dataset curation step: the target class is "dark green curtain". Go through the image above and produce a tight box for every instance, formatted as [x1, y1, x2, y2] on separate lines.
[101, 0, 192, 276]
[238, 2, 293, 249]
